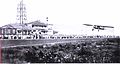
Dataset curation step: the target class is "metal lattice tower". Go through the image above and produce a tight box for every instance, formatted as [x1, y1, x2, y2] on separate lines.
[17, 0, 27, 24]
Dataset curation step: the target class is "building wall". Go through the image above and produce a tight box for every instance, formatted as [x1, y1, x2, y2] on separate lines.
[0, 28, 17, 35]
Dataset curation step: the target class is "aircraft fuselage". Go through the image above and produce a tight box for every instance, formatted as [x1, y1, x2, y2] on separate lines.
[92, 25, 104, 31]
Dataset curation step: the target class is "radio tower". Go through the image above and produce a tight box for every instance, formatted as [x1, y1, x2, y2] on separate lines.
[17, 0, 27, 24]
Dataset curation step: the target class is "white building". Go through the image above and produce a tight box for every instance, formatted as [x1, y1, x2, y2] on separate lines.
[0, 20, 58, 39]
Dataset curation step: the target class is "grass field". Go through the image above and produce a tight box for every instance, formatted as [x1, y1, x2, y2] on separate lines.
[1, 38, 120, 63]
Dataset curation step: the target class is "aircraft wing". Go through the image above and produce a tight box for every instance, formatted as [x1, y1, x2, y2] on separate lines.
[83, 24, 93, 26]
[101, 26, 114, 28]
[83, 24, 114, 28]
[93, 25, 114, 28]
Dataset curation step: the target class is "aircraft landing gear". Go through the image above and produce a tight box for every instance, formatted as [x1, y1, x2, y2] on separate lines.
[92, 29, 94, 31]
[98, 30, 99, 32]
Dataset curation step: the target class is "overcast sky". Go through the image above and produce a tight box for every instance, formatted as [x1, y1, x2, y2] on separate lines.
[0, 0, 120, 35]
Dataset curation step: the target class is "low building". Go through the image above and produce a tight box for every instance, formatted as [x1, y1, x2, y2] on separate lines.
[0, 20, 58, 39]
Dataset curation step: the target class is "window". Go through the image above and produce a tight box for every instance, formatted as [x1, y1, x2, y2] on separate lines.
[23, 30, 27, 35]
[12, 29, 16, 34]
[33, 30, 36, 32]
[32, 25, 34, 27]
[28, 30, 31, 35]
[0, 29, 3, 34]
[7, 29, 11, 34]
[18, 30, 21, 33]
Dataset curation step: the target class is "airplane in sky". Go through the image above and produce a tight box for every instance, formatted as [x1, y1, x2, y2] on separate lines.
[83, 24, 114, 31]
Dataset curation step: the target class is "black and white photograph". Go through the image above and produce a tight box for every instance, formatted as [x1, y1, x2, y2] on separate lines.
[0, 0, 120, 63]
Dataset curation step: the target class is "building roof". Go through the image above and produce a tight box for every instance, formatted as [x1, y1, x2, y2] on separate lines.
[1, 20, 53, 30]
[28, 20, 53, 26]
[2, 23, 33, 30]
[28, 20, 48, 26]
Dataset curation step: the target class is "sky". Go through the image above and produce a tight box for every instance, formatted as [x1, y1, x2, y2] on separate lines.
[0, 0, 120, 36]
